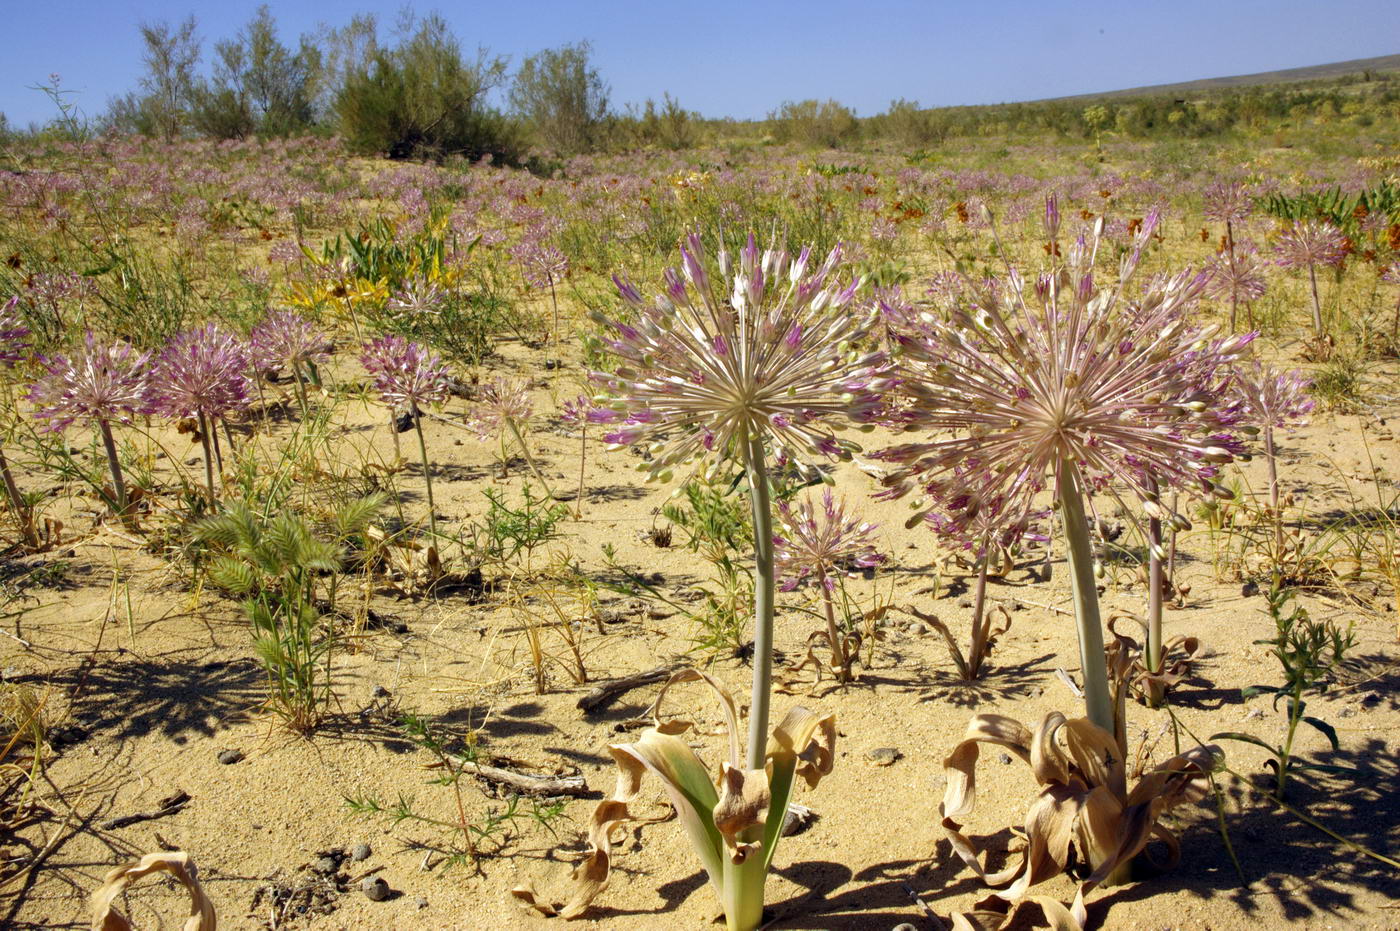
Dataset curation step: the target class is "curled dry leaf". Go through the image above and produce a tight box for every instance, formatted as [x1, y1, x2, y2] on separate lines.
[1106, 613, 1205, 703]
[90, 851, 215, 931]
[940, 712, 1220, 930]
[559, 668, 835, 921]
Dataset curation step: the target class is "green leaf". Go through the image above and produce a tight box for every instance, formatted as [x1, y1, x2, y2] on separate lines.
[1301, 716, 1340, 750]
[1240, 685, 1277, 700]
[1210, 732, 1280, 755]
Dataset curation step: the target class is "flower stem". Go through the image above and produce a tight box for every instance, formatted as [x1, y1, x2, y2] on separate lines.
[815, 566, 847, 681]
[97, 418, 130, 520]
[0, 445, 38, 549]
[1146, 481, 1165, 707]
[742, 434, 775, 772]
[506, 418, 556, 500]
[968, 541, 991, 680]
[198, 412, 216, 504]
[1058, 461, 1120, 760]
[413, 409, 437, 539]
[1307, 263, 1324, 341]
[1264, 424, 1283, 558]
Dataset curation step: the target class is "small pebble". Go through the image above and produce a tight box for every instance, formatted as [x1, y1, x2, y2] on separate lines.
[415, 896, 429, 909]
[867, 747, 901, 766]
[998, 752, 1014, 765]
[1338, 707, 1356, 718]
[217, 749, 244, 765]
[892, 924, 919, 931]
[351, 843, 372, 862]
[312, 856, 339, 876]
[781, 803, 817, 837]
[1241, 581, 1259, 598]
[906, 622, 926, 635]
[371, 685, 391, 699]
[361, 876, 391, 902]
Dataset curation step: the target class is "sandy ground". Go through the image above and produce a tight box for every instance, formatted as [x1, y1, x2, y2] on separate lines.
[1, 339, 1398, 931]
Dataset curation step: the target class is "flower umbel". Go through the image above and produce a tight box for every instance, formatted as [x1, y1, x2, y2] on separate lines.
[592, 231, 888, 477]
[466, 377, 534, 441]
[250, 310, 331, 374]
[774, 489, 883, 592]
[359, 335, 450, 413]
[30, 332, 150, 432]
[150, 325, 252, 421]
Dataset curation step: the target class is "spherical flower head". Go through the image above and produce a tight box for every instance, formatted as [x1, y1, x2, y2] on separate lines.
[1202, 180, 1254, 225]
[774, 488, 884, 591]
[559, 393, 611, 427]
[388, 277, 446, 318]
[925, 479, 1049, 559]
[359, 335, 450, 412]
[466, 377, 533, 440]
[250, 310, 331, 373]
[1231, 361, 1313, 430]
[29, 331, 150, 432]
[876, 211, 1252, 535]
[151, 325, 252, 421]
[0, 296, 31, 367]
[590, 230, 889, 477]
[1275, 220, 1346, 269]
[513, 238, 568, 289]
[1203, 243, 1268, 304]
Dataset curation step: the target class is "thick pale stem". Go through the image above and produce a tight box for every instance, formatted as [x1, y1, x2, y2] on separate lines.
[97, 419, 129, 517]
[413, 408, 437, 539]
[1307, 263, 1324, 340]
[968, 545, 990, 680]
[1225, 220, 1239, 332]
[291, 363, 309, 418]
[1265, 425, 1282, 558]
[198, 412, 216, 503]
[1145, 507, 1166, 707]
[815, 566, 847, 680]
[1058, 461, 1119, 758]
[507, 418, 556, 500]
[743, 434, 775, 772]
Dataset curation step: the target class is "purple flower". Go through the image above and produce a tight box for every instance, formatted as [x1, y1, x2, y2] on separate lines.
[876, 209, 1252, 534]
[774, 489, 884, 591]
[466, 377, 534, 440]
[1231, 362, 1314, 430]
[250, 310, 331, 374]
[0, 297, 31, 367]
[359, 335, 450, 413]
[29, 331, 150, 432]
[513, 237, 568, 289]
[150, 325, 252, 421]
[1274, 220, 1346, 269]
[590, 231, 889, 476]
[1204, 243, 1268, 305]
[1202, 180, 1254, 225]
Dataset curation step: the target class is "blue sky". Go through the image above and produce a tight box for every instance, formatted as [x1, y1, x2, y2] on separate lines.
[2, 1, 1398, 128]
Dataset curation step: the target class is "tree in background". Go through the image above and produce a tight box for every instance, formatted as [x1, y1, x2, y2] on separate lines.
[768, 99, 859, 148]
[192, 5, 322, 139]
[509, 41, 610, 155]
[334, 13, 518, 162]
[108, 17, 202, 140]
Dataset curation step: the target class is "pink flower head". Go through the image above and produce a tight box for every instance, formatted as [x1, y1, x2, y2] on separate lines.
[1274, 220, 1346, 269]
[466, 377, 533, 440]
[0, 296, 31, 367]
[1202, 180, 1254, 225]
[774, 488, 884, 591]
[877, 213, 1252, 535]
[359, 335, 450, 412]
[590, 230, 890, 477]
[29, 331, 150, 432]
[150, 325, 252, 420]
[250, 310, 331, 374]
[1231, 362, 1314, 431]
[513, 237, 568, 289]
[1204, 241, 1268, 305]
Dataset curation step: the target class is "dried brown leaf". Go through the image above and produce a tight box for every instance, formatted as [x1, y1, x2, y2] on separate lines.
[89, 851, 215, 931]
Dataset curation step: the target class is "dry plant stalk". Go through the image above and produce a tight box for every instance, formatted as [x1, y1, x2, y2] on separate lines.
[939, 712, 1219, 930]
[90, 851, 215, 931]
[1105, 613, 1205, 704]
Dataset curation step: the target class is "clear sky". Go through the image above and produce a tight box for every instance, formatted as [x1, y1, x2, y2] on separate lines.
[2, 0, 1398, 128]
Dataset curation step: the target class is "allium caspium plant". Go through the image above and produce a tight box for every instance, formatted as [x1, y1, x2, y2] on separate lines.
[30, 332, 150, 520]
[1231, 362, 1314, 559]
[569, 231, 886, 930]
[360, 335, 450, 537]
[1274, 219, 1346, 343]
[878, 209, 1250, 743]
[774, 489, 884, 682]
[466, 377, 552, 495]
[150, 325, 252, 501]
[250, 310, 332, 415]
